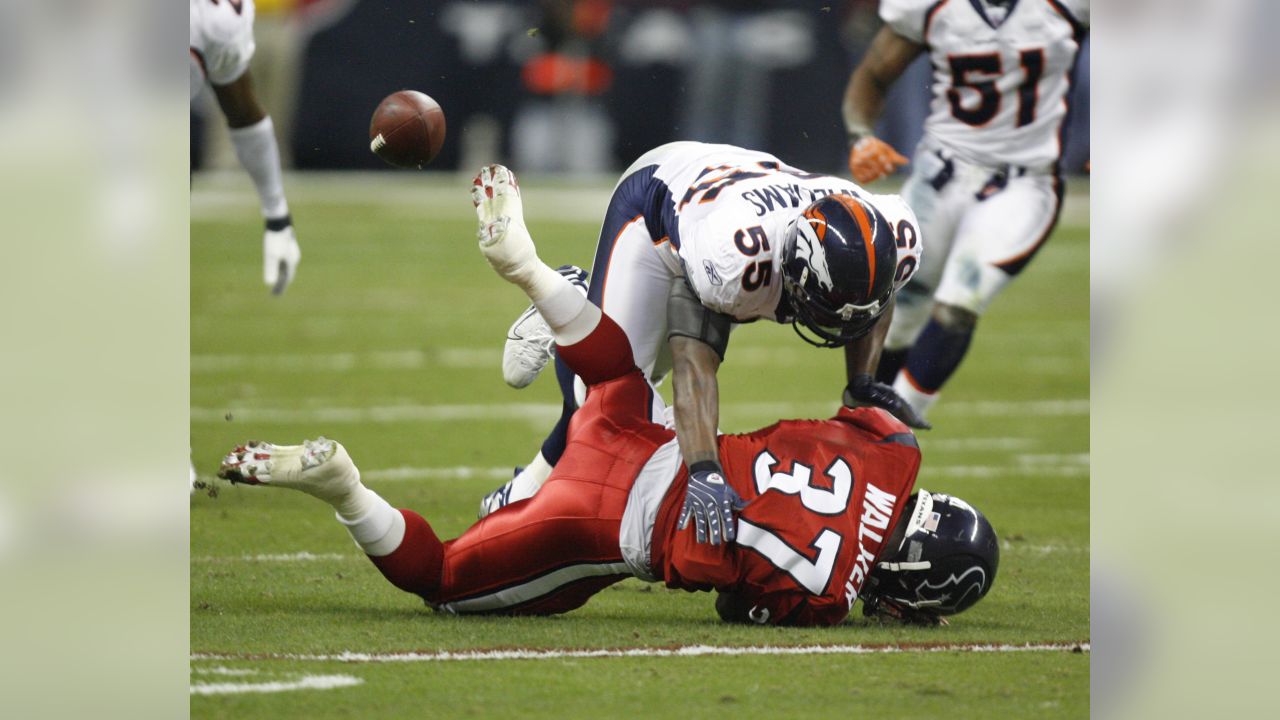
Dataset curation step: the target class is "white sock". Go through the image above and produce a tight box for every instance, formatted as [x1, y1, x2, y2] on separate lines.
[335, 492, 406, 557]
[510, 452, 554, 502]
[893, 371, 939, 420]
[533, 278, 600, 346]
[229, 116, 289, 220]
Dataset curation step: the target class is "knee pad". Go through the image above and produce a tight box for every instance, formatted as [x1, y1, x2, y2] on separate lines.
[886, 286, 935, 350]
[933, 303, 978, 333]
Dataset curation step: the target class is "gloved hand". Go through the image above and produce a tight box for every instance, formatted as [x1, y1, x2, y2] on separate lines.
[843, 373, 931, 430]
[678, 463, 747, 546]
[847, 136, 909, 184]
[264, 220, 301, 295]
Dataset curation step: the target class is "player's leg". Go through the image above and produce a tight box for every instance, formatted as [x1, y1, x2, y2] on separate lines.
[216, 437, 631, 613]
[217, 438, 436, 593]
[211, 69, 300, 295]
[485, 165, 673, 512]
[431, 473, 635, 615]
[878, 159, 962, 384]
[894, 174, 1065, 415]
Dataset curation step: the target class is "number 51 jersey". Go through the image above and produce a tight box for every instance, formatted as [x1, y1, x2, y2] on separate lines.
[653, 406, 922, 626]
[881, 0, 1089, 169]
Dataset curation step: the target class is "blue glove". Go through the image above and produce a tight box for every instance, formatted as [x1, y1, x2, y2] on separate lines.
[843, 373, 932, 430]
[678, 462, 747, 546]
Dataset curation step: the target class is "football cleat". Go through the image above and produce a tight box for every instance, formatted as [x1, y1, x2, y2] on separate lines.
[502, 265, 589, 388]
[472, 164, 539, 284]
[218, 437, 359, 506]
[477, 478, 514, 519]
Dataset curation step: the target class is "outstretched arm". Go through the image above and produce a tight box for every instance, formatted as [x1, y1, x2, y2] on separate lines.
[670, 335, 722, 470]
[666, 280, 744, 545]
[841, 303, 931, 429]
[843, 302, 894, 379]
[842, 26, 924, 183]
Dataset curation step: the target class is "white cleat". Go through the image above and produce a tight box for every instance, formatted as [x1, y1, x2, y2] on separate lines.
[218, 437, 359, 506]
[471, 164, 539, 283]
[503, 264, 589, 388]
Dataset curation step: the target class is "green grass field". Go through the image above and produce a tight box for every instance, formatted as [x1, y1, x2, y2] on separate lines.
[191, 172, 1089, 717]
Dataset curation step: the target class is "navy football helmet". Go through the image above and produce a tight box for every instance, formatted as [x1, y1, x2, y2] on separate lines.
[779, 193, 898, 348]
[861, 490, 1000, 624]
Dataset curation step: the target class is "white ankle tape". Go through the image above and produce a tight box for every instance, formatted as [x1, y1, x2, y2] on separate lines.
[522, 262, 567, 303]
[336, 497, 405, 557]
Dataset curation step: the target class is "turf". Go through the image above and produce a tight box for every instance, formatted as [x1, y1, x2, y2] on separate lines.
[191, 173, 1088, 716]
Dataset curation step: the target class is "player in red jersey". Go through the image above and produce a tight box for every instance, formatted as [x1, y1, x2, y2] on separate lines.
[217, 166, 999, 626]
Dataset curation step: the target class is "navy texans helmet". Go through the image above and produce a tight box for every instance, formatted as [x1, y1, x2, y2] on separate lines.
[861, 490, 1000, 624]
[780, 193, 898, 347]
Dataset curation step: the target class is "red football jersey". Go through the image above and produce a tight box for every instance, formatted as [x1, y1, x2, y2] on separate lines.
[652, 406, 921, 626]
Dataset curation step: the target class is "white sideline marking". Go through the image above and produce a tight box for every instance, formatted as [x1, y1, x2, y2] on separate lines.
[192, 642, 1088, 664]
[1002, 542, 1089, 555]
[193, 667, 259, 676]
[191, 674, 363, 696]
[191, 349, 500, 373]
[364, 466, 510, 481]
[928, 465, 1088, 479]
[193, 552, 349, 563]
[192, 399, 1087, 425]
[193, 347, 1083, 374]
[923, 437, 1035, 451]
[191, 171, 1089, 228]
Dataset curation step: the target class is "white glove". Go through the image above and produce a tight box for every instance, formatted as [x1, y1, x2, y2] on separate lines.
[263, 223, 301, 295]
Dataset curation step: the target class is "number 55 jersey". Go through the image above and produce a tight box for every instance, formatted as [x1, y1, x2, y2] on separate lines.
[643, 405, 922, 627]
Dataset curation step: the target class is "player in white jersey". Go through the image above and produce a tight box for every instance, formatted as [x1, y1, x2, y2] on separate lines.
[842, 0, 1088, 418]
[482, 142, 925, 517]
[190, 0, 301, 294]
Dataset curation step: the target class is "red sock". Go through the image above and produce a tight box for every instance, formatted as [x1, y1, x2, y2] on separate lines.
[368, 510, 444, 599]
[555, 312, 636, 385]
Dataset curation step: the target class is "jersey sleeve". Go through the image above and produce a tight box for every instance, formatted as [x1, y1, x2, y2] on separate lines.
[1054, 0, 1090, 28]
[200, 0, 257, 86]
[864, 192, 923, 292]
[878, 0, 938, 44]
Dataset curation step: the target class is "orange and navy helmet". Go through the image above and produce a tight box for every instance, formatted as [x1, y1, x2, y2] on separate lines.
[779, 193, 898, 347]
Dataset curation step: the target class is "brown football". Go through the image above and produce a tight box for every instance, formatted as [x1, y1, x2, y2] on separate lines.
[368, 90, 446, 169]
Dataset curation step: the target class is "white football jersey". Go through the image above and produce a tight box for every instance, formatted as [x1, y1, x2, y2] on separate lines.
[190, 0, 257, 99]
[881, 0, 1089, 168]
[651, 143, 922, 322]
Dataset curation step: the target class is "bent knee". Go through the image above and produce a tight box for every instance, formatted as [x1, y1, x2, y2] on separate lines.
[932, 303, 978, 332]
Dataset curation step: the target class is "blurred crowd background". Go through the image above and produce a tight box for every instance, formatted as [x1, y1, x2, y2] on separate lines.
[190, 0, 1090, 176]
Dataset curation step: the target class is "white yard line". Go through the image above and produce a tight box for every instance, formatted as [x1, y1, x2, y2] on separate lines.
[363, 466, 511, 481]
[191, 172, 1089, 228]
[192, 642, 1088, 664]
[193, 552, 350, 563]
[191, 399, 1087, 425]
[191, 674, 363, 696]
[926, 465, 1088, 479]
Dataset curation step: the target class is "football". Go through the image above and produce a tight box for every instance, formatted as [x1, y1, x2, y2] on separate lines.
[369, 90, 446, 169]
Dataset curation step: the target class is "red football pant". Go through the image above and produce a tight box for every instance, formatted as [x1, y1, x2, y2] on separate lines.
[368, 313, 673, 614]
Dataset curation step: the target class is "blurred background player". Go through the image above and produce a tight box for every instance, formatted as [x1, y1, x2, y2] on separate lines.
[215, 165, 999, 626]
[842, 0, 1089, 419]
[190, 0, 301, 294]
[485, 142, 926, 518]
